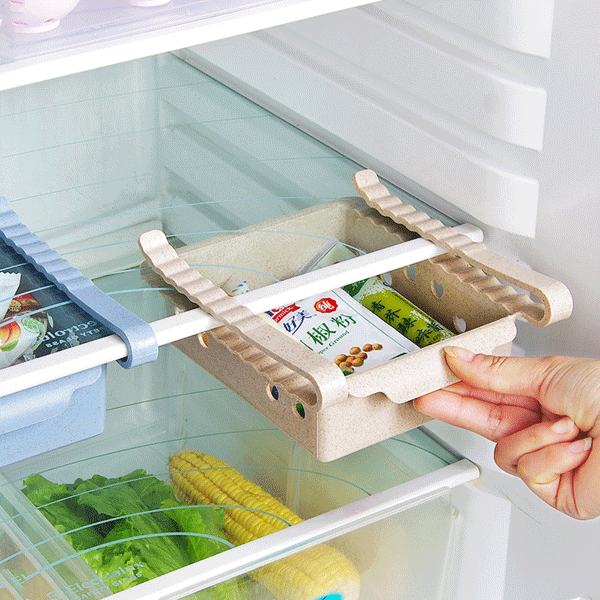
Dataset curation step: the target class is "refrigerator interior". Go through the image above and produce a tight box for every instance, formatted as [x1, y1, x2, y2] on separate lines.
[180, 5, 600, 594]
[0, 52, 496, 600]
[183, 0, 600, 364]
[1, 0, 599, 595]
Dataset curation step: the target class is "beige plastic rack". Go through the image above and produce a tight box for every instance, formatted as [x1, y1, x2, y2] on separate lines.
[139, 170, 572, 461]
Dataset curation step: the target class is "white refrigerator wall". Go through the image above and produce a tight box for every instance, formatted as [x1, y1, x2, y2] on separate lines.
[181, 1, 600, 598]
[1, 2, 599, 599]
[184, 0, 600, 361]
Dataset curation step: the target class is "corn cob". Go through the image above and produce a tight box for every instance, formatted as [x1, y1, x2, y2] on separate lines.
[169, 450, 360, 600]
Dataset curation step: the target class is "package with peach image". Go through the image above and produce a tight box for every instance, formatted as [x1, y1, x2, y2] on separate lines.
[0, 312, 43, 368]
[0, 271, 43, 368]
[0, 291, 50, 367]
[0, 243, 112, 368]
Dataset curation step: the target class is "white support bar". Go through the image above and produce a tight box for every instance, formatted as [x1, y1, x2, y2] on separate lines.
[0, 223, 482, 397]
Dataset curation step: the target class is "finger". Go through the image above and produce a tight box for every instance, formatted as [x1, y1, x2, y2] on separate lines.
[441, 381, 540, 412]
[516, 438, 592, 510]
[494, 417, 580, 475]
[442, 347, 563, 398]
[569, 440, 600, 519]
[442, 350, 600, 434]
[413, 389, 540, 441]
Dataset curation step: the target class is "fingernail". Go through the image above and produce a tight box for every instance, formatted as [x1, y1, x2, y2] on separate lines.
[444, 346, 475, 362]
[551, 417, 575, 434]
[570, 437, 593, 453]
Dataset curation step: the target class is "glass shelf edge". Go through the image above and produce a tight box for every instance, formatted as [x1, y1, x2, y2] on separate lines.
[0, 0, 375, 93]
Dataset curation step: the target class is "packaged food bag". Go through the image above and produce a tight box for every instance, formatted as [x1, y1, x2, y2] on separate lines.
[265, 289, 419, 375]
[299, 240, 455, 348]
[234, 241, 421, 375]
[226, 239, 454, 376]
[342, 277, 454, 347]
[0, 314, 43, 368]
[0, 243, 112, 369]
[0, 272, 43, 368]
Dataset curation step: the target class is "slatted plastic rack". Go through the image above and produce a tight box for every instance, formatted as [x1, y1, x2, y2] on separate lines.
[138, 170, 573, 461]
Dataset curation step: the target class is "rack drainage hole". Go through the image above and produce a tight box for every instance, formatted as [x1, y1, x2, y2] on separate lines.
[267, 385, 279, 401]
[295, 402, 306, 419]
[453, 316, 467, 333]
[404, 264, 417, 281]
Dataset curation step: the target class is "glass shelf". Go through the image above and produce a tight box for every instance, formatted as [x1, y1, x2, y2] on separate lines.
[0, 0, 375, 92]
[0, 51, 456, 380]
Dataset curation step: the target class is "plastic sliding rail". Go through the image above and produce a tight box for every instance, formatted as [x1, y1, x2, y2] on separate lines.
[0, 197, 158, 369]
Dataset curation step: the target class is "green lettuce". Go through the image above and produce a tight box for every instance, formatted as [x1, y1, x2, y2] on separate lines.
[22, 469, 243, 599]
[161, 498, 230, 562]
[22, 474, 103, 552]
[73, 472, 189, 590]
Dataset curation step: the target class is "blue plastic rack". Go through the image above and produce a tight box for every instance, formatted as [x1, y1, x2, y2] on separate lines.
[0, 197, 158, 466]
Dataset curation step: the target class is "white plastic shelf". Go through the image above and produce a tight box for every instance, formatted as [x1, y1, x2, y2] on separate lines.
[0, 0, 375, 92]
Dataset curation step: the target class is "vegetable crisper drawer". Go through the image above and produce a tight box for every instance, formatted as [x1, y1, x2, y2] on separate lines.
[0, 345, 478, 600]
[140, 171, 573, 462]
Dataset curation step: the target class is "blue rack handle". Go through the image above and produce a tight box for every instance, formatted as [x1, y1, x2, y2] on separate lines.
[0, 197, 158, 369]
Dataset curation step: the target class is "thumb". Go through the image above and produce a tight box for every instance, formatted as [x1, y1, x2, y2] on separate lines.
[443, 347, 553, 399]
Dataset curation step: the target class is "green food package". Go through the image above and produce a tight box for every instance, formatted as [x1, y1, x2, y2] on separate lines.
[343, 277, 454, 347]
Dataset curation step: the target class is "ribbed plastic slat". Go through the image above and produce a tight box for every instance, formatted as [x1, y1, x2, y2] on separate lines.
[0, 196, 158, 369]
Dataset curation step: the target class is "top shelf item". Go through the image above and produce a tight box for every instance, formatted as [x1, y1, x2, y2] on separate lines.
[0, 0, 374, 92]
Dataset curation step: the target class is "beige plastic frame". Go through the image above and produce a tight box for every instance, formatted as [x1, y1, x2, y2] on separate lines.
[139, 170, 572, 462]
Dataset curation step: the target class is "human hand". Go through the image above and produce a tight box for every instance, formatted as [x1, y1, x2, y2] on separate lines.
[413, 348, 600, 519]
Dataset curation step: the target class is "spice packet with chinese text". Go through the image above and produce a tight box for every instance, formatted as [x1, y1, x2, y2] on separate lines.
[265, 289, 418, 375]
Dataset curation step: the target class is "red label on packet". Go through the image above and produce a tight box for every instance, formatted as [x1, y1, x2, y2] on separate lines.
[268, 304, 300, 323]
[314, 297, 338, 313]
